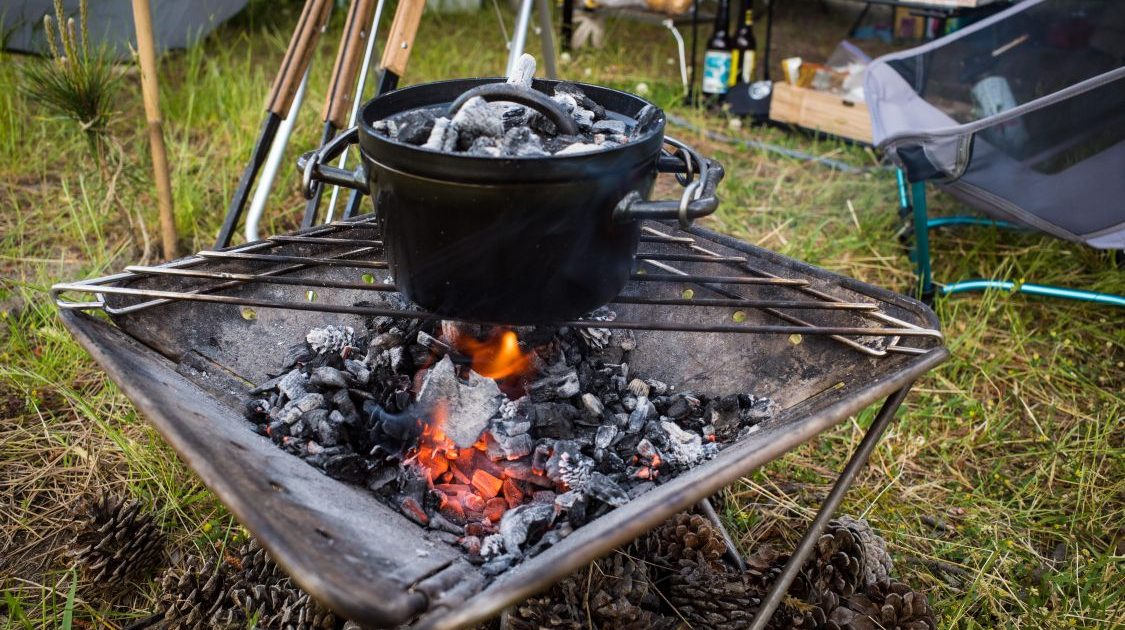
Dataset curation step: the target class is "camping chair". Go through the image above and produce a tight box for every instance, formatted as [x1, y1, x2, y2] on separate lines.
[864, 0, 1125, 307]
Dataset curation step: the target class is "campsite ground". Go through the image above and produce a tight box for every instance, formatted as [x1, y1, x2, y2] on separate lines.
[1, 0, 1123, 627]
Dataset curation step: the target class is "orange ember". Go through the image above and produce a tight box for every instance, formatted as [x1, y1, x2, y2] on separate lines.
[457, 330, 533, 380]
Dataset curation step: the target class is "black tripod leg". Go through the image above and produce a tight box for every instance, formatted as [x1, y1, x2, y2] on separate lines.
[216, 115, 281, 248]
[747, 384, 915, 630]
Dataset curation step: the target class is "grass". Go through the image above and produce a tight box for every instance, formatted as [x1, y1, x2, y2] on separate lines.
[1, 0, 1123, 627]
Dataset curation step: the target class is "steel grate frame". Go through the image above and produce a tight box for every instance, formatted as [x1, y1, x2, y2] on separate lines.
[51, 215, 942, 358]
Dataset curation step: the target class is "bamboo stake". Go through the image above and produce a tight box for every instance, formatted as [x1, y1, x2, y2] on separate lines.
[130, 0, 177, 259]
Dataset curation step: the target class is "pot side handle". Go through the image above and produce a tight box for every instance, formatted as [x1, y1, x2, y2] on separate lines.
[298, 126, 371, 199]
[613, 136, 725, 228]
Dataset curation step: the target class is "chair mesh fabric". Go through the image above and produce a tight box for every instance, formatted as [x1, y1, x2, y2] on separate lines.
[866, 0, 1125, 248]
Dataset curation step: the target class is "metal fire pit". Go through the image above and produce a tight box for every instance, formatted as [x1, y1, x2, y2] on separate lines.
[53, 216, 947, 629]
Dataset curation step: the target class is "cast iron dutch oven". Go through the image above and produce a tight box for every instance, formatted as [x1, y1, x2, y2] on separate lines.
[298, 78, 724, 324]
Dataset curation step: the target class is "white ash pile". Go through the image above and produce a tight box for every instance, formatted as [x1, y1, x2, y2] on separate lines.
[244, 304, 775, 579]
[371, 54, 658, 157]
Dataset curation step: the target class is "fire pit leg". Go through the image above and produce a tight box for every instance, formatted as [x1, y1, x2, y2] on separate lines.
[747, 384, 915, 630]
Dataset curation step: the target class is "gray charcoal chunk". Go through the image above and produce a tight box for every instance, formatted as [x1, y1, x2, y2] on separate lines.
[592, 119, 626, 135]
[496, 432, 534, 459]
[580, 393, 604, 417]
[627, 396, 655, 433]
[499, 503, 557, 553]
[343, 359, 371, 385]
[422, 116, 454, 151]
[392, 109, 436, 145]
[415, 356, 502, 448]
[316, 419, 340, 446]
[594, 425, 618, 449]
[452, 96, 504, 149]
[310, 366, 348, 389]
[278, 370, 308, 401]
[289, 419, 309, 438]
[585, 472, 628, 507]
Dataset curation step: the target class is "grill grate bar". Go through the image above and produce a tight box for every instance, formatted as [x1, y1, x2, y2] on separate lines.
[51, 218, 942, 356]
[50, 282, 943, 338]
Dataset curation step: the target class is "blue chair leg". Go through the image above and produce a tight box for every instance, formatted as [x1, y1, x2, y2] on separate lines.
[909, 180, 934, 302]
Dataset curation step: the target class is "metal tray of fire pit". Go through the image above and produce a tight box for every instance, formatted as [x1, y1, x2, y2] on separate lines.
[53, 216, 948, 629]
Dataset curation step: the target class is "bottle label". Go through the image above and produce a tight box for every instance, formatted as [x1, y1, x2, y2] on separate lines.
[741, 50, 755, 84]
[703, 50, 733, 95]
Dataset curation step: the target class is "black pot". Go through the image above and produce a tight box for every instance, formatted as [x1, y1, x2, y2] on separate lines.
[299, 78, 723, 324]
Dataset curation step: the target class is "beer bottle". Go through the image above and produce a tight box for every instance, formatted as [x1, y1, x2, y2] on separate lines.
[701, 0, 733, 98]
[730, 1, 756, 86]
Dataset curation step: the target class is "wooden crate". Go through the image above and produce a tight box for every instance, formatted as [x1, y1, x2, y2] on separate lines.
[769, 82, 873, 145]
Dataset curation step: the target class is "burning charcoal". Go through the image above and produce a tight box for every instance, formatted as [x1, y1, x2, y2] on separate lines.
[585, 472, 628, 507]
[391, 108, 437, 145]
[310, 366, 349, 390]
[452, 96, 505, 149]
[278, 370, 308, 401]
[580, 393, 604, 417]
[266, 420, 287, 441]
[428, 512, 464, 536]
[306, 325, 355, 355]
[459, 535, 482, 556]
[400, 496, 429, 525]
[472, 470, 504, 500]
[592, 119, 627, 135]
[245, 399, 270, 421]
[506, 53, 537, 90]
[499, 503, 556, 553]
[422, 116, 455, 151]
[416, 356, 503, 448]
[595, 425, 618, 450]
[343, 359, 371, 386]
[659, 421, 711, 469]
[502, 478, 525, 508]
[484, 497, 508, 523]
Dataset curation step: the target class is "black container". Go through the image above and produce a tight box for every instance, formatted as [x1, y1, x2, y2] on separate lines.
[300, 78, 723, 323]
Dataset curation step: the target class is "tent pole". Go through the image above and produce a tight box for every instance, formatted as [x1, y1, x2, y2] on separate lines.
[130, 0, 178, 260]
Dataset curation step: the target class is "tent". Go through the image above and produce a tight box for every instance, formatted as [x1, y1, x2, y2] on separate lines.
[1, 0, 248, 58]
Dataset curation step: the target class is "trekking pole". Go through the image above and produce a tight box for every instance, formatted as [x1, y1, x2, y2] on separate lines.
[335, 0, 425, 221]
[130, 0, 178, 259]
[216, 0, 332, 248]
[303, 0, 383, 228]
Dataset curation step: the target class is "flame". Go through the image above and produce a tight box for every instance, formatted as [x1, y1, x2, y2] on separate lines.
[457, 330, 533, 380]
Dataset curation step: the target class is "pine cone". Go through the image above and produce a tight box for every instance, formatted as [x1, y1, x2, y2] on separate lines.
[666, 560, 754, 628]
[828, 517, 894, 586]
[588, 551, 676, 629]
[807, 519, 871, 597]
[157, 555, 242, 630]
[70, 494, 165, 590]
[828, 579, 936, 630]
[228, 539, 337, 630]
[648, 512, 728, 570]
